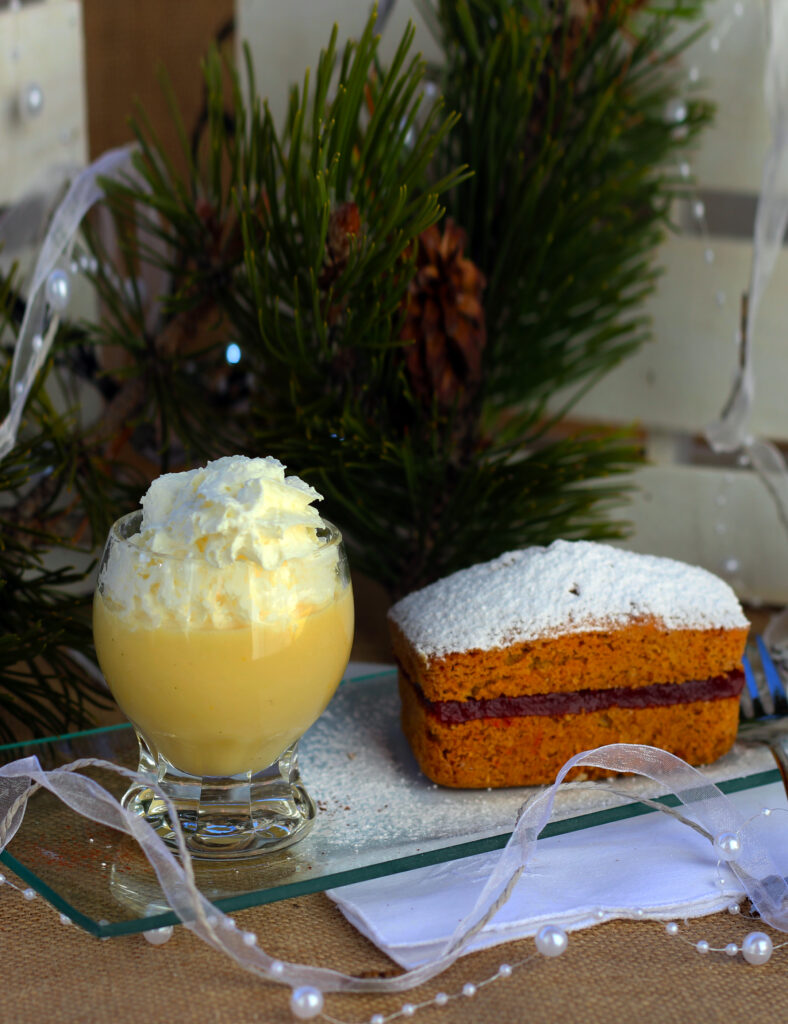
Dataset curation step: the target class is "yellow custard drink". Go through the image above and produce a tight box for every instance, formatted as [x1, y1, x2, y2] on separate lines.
[93, 456, 354, 781]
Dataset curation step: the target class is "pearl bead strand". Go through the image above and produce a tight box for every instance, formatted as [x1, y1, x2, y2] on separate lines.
[0, 870, 37, 905]
[299, 932, 567, 1024]
[663, 916, 787, 967]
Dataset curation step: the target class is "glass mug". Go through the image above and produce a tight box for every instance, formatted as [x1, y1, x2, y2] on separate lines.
[93, 510, 353, 859]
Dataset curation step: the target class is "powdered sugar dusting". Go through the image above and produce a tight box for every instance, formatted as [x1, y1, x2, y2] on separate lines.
[388, 540, 748, 659]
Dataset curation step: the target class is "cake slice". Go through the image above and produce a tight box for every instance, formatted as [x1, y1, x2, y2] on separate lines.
[388, 540, 749, 787]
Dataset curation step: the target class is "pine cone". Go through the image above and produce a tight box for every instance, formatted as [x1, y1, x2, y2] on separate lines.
[319, 201, 361, 288]
[401, 220, 486, 412]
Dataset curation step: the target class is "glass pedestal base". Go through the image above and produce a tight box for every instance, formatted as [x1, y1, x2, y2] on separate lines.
[122, 733, 316, 859]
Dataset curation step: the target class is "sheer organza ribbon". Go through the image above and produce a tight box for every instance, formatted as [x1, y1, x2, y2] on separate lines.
[1, 743, 786, 995]
[706, 0, 788, 530]
[0, 145, 137, 461]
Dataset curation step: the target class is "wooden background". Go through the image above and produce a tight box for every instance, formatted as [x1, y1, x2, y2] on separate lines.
[82, 0, 234, 161]
[3, 0, 787, 605]
[85, 0, 788, 604]
[240, 0, 788, 606]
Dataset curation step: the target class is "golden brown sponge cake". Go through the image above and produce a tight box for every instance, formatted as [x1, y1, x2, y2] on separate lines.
[388, 540, 749, 787]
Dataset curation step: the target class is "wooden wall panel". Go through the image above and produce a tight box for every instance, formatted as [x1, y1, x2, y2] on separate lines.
[237, 0, 442, 127]
[0, 0, 87, 206]
[552, 2, 788, 601]
[619, 463, 788, 605]
[565, 235, 788, 442]
[82, 0, 234, 161]
[677, 1, 768, 195]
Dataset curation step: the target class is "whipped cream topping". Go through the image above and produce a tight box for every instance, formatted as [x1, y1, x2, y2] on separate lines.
[139, 455, 324, 568]
[99, 456, 340, 629]
[388, 540, 749, 659]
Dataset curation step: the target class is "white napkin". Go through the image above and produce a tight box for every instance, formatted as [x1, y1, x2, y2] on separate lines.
[328, 780, 788, 969]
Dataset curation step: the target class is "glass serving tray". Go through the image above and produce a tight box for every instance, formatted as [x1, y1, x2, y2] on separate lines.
[0, 668, 781, 938]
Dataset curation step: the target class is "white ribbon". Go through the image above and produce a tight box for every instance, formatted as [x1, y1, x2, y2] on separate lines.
[0, 146, 138, 461]
[1, 743, 786, 996]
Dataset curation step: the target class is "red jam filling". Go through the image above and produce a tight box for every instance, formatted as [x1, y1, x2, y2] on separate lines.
[415, 669, 745, 724]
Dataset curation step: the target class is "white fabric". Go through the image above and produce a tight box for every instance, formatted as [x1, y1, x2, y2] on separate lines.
[330, 780, 788, 968]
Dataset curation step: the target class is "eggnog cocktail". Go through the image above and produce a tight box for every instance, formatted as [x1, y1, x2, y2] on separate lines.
[93, 456, 354, 857]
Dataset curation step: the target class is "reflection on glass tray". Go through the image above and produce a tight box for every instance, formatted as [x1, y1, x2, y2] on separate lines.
[0, 668, 781, 938]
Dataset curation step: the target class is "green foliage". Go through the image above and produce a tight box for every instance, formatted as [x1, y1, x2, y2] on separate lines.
[232, 16, 468, 428]
[428, 0, 711, 413]
[0, 1, 713, 737]
[78, 2, 711, 598]
[0, 278, 112, 743]
[227, 2, 710, 593]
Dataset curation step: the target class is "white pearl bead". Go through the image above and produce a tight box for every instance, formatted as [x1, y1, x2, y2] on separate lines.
[725, 943, 739, 957]
[535, 924, 568, 957]
[692, 200, 706, 220]
[290, 986, 324, 1019]
[710, 36, 721, 52]
[704, 247, 715, 265]
[370, 1015, 385, 1024]
[462, 983, 477, 997]
[696, 940, 710, 954]
[723, 557, 740, 575]
[32, 333, 43, 351]
[742, 932, 773, 966]
[269, 960, 285, 977]
[679, 162, 691, 179]
[714, 832, 742, 862]
[664, 98, 688, 124]
[728, 903, 740, 915]
[435, 992, 449, 1006]
[23, 82, 44, 117]
[46, 269, 71, 312]
[22, 888, 36, 901]
[688, 66, 700, 83]
[401, 1004, 415, 1017]
[59, 913, 71, 925]
[666, 922, 679, 936]
[0, 873, 5, 884]
[242, 931, 257, 947]
[498, 964, 512, 978]
[14, 381, 24, 396]
[143, 924, 173, 945]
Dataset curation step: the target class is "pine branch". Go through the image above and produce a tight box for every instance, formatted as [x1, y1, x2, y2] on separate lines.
[0, 319, 113, 743]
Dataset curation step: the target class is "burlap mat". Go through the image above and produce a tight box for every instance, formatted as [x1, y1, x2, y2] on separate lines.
[1, 866, 785, 1024]
[3, 602, 784, 1021]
